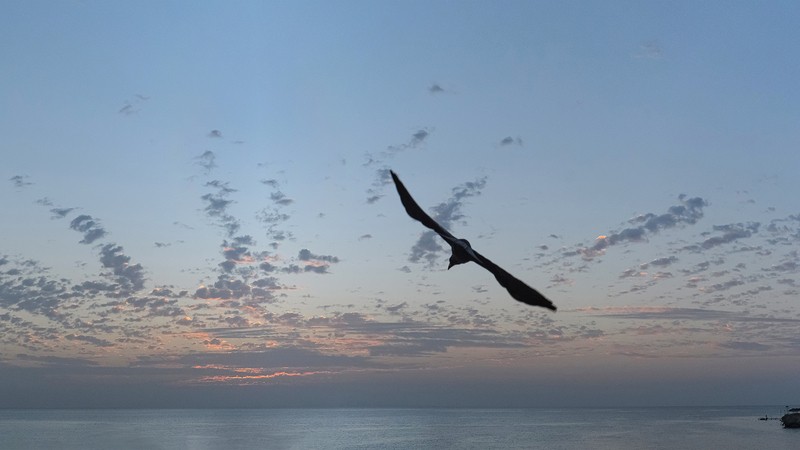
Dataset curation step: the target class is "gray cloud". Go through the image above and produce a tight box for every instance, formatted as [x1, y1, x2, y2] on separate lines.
[763, 261, 798, 273]
[499, 136, 523, 147]
[260, 179, 279, 188]
[201, 180, 240, 237]
[195, 150, 217, 173]
[699, 223, 760, 250]
[65, 333, 114, 348]
[118, 103, 136, 115]
[14, 353, 99, 367]
[69, 215, 107, 244]
[50, 207, 76, 219]
[428, 83, 445, 94]
[256, 177, 294, 244]
[581, 195, 707, 259]
[10, 175, 33, 189]
[641, 256, 678, 269]
[298, 249, 339, 264]
[298, 249, 340, 274]
[364, 129, 433, 202]
[365, 167, 392, 204]
[99, 243, 146, 292]
[270, 191, 294, 206]
[0, 257, 70, 317]
[118, 94, 148, 116]
[409, 129, 429, 147]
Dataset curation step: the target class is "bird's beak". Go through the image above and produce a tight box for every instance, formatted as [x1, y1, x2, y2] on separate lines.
[447, 261, 454, 270]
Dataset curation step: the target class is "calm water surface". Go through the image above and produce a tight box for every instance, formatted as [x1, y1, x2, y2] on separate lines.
[0, 407, 797, 449]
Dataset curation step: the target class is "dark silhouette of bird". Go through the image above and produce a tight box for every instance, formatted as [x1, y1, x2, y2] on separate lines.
[390, 170, 556, 311]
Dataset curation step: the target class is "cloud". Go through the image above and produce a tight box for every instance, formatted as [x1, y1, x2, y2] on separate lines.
[201, 180, 240, 237]
[409, 129, 429, 147]
[256, 178, 294, 244]
[580, 195, 707, 259]
[136, 346, 377, 373]
[365, 167, 393, 204]
[49, 207, 76, 219]
[260, 179, 279, 188]
[384, 302, 408, 315]
[298, 249, 340, 274]
[428, 83, 445, 94]
[763, 261, 798, 273]
[218, 236, 259, 273]
[699, 223, 760, 250]
[699, 278, 745, 293]
[641, 256, 678, 269]
[499, 136, 523, 147]
[583, 306, 800, 324]
[118, 94, 149, 116]
[195, 276, 252, 301]
[9, 175, 32, 189]
[364, 130, 433, 202]
[298, 249, 339, 264]
[99, 243, 146, 292]
[363, 325, 527, 357]
[195, 150, 217, 173]
[270, 191, 294, 206]
[69, 215, 107, 244]
[118, 103, 136, 115]
[65, 334, 114, 348]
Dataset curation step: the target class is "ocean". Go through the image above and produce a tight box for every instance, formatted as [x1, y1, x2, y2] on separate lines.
[0, 407, 796, 449]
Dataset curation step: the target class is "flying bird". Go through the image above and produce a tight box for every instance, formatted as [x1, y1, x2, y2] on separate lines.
[390, 170, 556, 311]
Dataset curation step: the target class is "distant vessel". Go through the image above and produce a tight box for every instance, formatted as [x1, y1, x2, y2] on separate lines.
[781, 408, 800, 428]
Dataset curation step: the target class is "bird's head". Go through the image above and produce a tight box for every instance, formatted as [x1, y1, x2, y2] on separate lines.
[448, 254, 467, 270]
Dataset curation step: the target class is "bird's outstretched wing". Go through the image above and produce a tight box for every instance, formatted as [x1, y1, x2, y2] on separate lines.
[390, 170, 456, 241]
[470, 249, 557, 311]
[390, 169, 557, 312]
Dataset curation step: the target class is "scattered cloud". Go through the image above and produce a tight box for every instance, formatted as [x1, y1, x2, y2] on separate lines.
[201, 180, 240, 237]
[428, 83, 445, 94]
[69, 215, 107, 244]
[499, 136, 523, 147]
[118, 94, 149, 115]
[195, 150, 217, 174]
[298, 249, 340, 274]
[364, 129, 433, 203]
[9, 175, 32, 189]
[576, 195, 707, 260]
[99, 243, 146, 292]
[49, 207, 76, 219]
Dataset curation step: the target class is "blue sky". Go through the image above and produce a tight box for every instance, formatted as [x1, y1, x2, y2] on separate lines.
[1, 0, 799, 407]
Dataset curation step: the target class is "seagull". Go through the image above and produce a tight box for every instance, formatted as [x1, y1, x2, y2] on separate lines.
[390, 170, 556, 311]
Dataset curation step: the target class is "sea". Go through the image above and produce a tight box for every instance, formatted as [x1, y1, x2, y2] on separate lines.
[0, 406, 796, 449]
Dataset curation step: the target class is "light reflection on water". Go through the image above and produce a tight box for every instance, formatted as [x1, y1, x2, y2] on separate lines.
[0, 407, 796, 449]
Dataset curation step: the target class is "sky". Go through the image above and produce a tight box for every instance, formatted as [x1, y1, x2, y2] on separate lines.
[1, 0, 799, 408]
